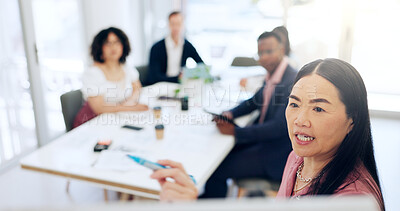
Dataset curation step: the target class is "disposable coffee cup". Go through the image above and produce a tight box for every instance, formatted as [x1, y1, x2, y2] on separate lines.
[153, 106, 161, 119]
[155, 124, 164, 140]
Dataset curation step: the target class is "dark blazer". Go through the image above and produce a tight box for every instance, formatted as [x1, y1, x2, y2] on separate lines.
[230, 65, 297, 181]
[146, 38, 203, 85]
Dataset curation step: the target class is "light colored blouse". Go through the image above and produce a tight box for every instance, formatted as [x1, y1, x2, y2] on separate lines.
[165, 35, 184, 77]
[277, 151, 384, 210]
[81, 65, 139, 104]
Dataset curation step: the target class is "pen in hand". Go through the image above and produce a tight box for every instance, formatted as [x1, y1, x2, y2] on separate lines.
[126, 155, 196, 184]
[149, 159, 199, 201]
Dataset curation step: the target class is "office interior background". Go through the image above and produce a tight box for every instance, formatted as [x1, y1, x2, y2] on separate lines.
[0, 0, 399, 210]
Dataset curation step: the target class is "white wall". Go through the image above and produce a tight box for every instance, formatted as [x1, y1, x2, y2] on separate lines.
[81, 0, 182, 66]
[143, 0, 178, 63]
[81, 0, 146, 65]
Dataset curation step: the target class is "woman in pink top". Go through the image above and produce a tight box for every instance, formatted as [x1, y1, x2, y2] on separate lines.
[280, 58, 384, 210]
[149, 59, 385, 210]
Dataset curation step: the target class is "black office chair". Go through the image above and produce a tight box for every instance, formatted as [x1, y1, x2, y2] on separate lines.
[136, 65, 149, 86]
[60, 90, 84, 132]
[231, 57, 259, 67]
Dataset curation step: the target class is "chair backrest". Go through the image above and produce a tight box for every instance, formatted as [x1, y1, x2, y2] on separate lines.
[136, 65, 149, 86]
[231, 57, 259, 67]
[60, 90, 84, 132]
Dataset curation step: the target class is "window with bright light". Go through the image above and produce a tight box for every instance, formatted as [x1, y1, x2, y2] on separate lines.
[351, 0, 400, 95]
[286, 0, 344, 68]
[31, 0, 86, 137]
[185, 0, 283, 70]
[185, 0, 400, 112]
[0, 0, 37, 168]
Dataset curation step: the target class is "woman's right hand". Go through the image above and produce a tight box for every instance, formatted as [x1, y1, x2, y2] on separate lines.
[150, 160, 198, 201]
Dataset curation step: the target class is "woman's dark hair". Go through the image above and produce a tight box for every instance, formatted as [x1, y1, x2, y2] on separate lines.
[272, 26, 291, 56]
[90, 27, 131, 64]
[294, 58, 384, 209]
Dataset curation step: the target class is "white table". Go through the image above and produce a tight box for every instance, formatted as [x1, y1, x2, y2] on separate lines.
[20, 82, 238, 199]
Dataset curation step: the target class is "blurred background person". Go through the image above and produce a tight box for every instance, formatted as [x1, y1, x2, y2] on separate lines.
[146, 11, 204, 85]
[240, 26, 298, 92]
[73, 27, 148, 128]
[200, 31, 297, 198]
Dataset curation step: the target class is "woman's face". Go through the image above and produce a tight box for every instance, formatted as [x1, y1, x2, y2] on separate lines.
[102, 32, 123, 62]
[285, 74, 353, 161]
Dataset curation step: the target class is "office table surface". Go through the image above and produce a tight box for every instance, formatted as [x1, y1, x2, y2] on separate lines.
[20, 81, 247, 199]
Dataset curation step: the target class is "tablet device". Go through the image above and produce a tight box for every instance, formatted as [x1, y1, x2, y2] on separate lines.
[203, 109, 239, 127]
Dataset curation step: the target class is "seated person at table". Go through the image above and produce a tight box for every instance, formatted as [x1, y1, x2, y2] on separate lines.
[73, 27, 148, 128]
[146, 11, 204, 85]
[150, 58, 385, 211]
[240, 26, 297, 91]
[198, 31, 297, 198]
[150, 31, 290, 198]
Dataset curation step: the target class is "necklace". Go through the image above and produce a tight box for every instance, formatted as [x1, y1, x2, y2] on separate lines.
[293, 162, 325, 194]
[293, 162, 313, 194]
[293, 181, 310, 194]
[296, 162, 313, 183]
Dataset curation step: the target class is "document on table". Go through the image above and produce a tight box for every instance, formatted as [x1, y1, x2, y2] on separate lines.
[93, 150, 151, 172]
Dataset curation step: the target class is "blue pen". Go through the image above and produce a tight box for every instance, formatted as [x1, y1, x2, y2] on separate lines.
[126, 155, 196, 184]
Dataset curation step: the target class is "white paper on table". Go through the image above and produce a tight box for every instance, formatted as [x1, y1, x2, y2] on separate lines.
[92, 150, 147, 172]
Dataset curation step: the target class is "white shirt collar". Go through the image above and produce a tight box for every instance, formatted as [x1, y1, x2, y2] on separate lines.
[166, 35, 184, 48]
[165, 35, 184, 77]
